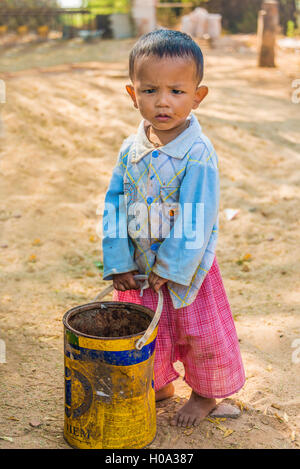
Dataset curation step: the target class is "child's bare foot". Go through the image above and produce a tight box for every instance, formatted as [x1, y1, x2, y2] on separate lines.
[170, 391, 216, 427]
[155, 383, 175, 402]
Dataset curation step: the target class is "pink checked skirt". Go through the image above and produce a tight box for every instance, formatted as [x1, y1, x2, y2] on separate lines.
[113, 257, 245, 398]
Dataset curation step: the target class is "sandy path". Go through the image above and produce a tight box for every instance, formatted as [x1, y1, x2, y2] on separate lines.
[0, 36, 299, 449]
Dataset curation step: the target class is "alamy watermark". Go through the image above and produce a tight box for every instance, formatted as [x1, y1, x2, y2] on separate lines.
[0, 79, 6, 104]
[291, 338, 300, 364]
[0, 83, 7, 363]
[0, 339, 6, 364]
[291, 79, 300, 104]
[102, 199, 205, 249]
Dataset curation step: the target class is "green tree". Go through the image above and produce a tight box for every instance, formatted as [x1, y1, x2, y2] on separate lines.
[84, 0, 130, 15]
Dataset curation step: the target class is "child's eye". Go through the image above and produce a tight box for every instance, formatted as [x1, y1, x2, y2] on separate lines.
[143, 89, 156, 94]
[172, 89, 183, 95]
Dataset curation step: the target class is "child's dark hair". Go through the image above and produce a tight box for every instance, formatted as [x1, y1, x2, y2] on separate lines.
[129, 29, 204, 84]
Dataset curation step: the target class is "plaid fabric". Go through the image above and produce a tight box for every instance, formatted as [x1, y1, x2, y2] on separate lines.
[113, 256, 245, 398]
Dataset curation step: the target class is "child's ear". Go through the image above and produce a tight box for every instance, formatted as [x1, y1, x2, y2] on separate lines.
[126, 84, 138, 109]
[192, 85, 208, 109]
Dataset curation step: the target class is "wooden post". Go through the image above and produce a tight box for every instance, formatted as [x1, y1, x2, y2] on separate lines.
[258, 0, 279, 67]
[132, 0, 157, 35]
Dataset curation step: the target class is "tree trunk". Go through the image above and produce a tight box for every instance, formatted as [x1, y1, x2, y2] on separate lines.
[257, 0, 279, 67]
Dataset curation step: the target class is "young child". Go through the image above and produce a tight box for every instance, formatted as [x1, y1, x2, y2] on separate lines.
[102, 29, 245, 428]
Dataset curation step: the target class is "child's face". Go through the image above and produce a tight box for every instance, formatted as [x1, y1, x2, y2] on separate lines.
[126, 55, 208, 132]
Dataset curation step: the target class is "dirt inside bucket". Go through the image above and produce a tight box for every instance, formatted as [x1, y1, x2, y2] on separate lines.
[68, 306, 151, 338]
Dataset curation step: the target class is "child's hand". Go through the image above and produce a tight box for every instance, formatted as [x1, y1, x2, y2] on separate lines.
[148, 272, 168, 293]
[113, 271, 140, 291]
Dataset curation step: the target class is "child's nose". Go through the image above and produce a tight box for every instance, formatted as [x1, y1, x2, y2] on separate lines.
[155, 92, 169, 107]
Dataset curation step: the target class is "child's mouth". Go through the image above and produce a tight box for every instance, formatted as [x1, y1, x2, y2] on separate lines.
[155, 114, 171, 122]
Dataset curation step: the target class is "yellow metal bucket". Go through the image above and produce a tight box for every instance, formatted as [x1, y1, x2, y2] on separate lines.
[63, 277, 163, 449]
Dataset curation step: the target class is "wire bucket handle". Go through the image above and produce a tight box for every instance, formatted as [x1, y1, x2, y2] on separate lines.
[93, 275, 163, 351]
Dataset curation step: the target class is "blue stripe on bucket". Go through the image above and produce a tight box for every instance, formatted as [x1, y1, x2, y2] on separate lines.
[65, 339, 156, 366]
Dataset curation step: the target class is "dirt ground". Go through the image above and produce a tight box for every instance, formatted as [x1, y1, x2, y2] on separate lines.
[0, 35, 299, 449]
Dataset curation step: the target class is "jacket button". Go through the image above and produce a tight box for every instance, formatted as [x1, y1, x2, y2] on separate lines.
[151, 243, 159, 251]
[152, 150, 159, 158]
[147, 196, 153, 205]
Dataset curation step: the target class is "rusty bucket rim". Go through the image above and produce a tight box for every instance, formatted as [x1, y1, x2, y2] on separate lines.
[62, 300, 156, 341]
[63, 431, 157, 450]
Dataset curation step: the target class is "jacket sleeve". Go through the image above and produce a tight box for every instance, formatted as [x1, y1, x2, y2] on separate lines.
[102, 141, 139, 281]
[151, 145, 219, 286]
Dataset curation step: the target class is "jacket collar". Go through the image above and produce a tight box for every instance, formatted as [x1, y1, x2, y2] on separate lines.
[131, 113, 202, 164]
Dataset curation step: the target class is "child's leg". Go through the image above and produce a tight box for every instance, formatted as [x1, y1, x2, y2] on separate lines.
[113, 285, 180, 394]
[113, 257, 245, 428]
[152, 284, 180, 393]
[155, 382, 175, 401]
[168, 257, 245, 426]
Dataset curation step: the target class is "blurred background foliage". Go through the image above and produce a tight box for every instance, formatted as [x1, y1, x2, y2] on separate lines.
[0, 0, 298, 34]
[157, 0, 297, 34]
[0, 0, 59, 28]
[83, 0, 130, 15]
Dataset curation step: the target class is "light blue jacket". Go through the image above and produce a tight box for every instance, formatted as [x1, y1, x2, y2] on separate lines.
[102, 113, 219, 309]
